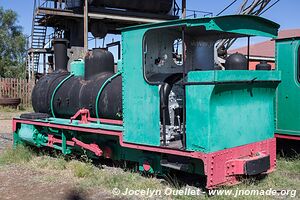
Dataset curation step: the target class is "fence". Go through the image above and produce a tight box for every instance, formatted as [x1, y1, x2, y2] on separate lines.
[0, 78, 35, 108]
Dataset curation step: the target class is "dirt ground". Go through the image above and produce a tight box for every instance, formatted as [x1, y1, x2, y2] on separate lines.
[0, 119, 13, 153]
[0, 112, 120, 200]
[0, 165, 118, 200]
[0, 110, 33, 152]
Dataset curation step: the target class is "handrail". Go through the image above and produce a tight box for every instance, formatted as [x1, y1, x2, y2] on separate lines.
[177, 8, 213, 18]
[95, 72, 122, 120]
[50, 73, 74, 118]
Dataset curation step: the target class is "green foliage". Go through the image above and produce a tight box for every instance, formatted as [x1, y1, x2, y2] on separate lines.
[29, 156, 68, 170]
[0, 7, 26, 78]
[0, 145, 34, 165]
[68, 160, 95, 178]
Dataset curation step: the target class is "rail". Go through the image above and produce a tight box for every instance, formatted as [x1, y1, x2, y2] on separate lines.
[178, 9, 213, 18]
[36, 0, 67, 9]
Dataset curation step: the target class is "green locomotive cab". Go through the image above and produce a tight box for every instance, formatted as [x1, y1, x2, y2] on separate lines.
[121, 15, 281, 152]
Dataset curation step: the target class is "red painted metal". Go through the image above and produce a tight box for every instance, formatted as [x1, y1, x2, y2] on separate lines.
[226, 153, 269, 175]
[103, 146, 112, 159]
[47, 134, 75, 147]
[72, 137, 103, 156]
[70, 109, 89, 124]
[12, 118, 276, 188]
[70, 109, 123, 125]
[275, 133, 300, 141]
[143, 161, 151, 172]
[204, 139, 276, 188]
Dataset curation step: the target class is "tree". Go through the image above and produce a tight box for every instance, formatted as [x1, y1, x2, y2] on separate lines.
[0, 7, 26, 78]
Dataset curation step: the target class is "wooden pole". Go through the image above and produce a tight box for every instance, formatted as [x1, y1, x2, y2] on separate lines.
[182, 0, 186, 19]
[31, 52, 35, 81]
[28, 54, 31, 80]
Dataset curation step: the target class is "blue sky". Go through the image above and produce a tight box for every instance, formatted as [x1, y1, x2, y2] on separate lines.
[1, 0, 299, 35]
[0, 0, 299, 49]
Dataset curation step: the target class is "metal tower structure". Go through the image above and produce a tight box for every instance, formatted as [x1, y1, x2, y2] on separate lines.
[27, 0, 188, 80]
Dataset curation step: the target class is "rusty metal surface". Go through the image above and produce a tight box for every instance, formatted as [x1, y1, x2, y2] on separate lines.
[0, 98, 21, 106]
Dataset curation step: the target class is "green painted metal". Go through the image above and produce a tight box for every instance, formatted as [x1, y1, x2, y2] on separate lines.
[186, 71, 280, 153]
[121, 15, 279, 147]
[18, 124, 47, 147]
[276, 38, 300, 136]
[17, 124, 72, 154]
[61, 131, 67, 155]
[14, 117, 124, 132]
[122, 15, 279, 38]
[70, 59, 85, 77]
[13, 132, 21, 147]
[121, 29, 161, 146]
[50, 73, 74, 117]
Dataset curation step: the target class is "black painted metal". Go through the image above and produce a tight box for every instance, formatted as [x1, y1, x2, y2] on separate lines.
[84, 48, 114, 80]
[88, 0, 173, 14]
[256, 61, 272, 70]
[160, 83, 172, 146]
[52, 39, 69, 71]
[225, 53, 248, 70]
[245, 155, 270, 175]
[32, 49, 122, 120]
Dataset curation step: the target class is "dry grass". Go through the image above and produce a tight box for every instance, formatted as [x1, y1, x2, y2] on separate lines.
[0, 146, 299, 200]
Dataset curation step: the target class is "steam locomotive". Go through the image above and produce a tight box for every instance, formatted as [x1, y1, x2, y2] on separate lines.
[13, 15, 283, 188]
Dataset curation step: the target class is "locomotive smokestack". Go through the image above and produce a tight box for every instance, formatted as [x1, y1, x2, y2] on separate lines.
[52, 39, 69, 71]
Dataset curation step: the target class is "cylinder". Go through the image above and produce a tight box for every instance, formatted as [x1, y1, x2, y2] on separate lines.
[88, 0, 173, 14]
[52, 39, 69, 71]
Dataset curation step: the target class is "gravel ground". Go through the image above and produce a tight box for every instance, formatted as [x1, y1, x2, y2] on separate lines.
[0, 110, 29, 152]
[0, 119, 13, 153]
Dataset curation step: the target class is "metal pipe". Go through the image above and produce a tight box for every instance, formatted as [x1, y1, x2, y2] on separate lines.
[95, 72, 122, 121]
[182, 0, 186, 18]
[182, 26, 186, 149]
[183, 80, 281, 86]
[162, 92, 167, 146]
[50, 73, 74, 118]
[84, 0, 89, 52]
[43, 53, 46, 74]
[247, 36, 250, 70]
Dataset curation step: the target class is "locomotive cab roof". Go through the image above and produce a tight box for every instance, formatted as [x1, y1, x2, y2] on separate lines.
[121, 15, 280, 39]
